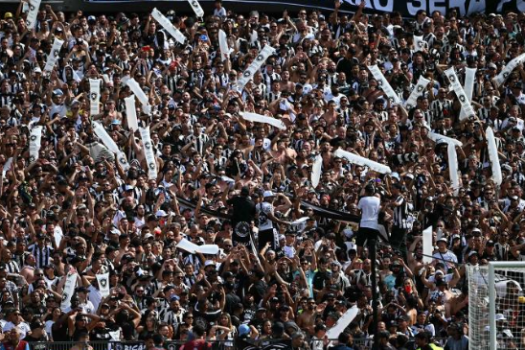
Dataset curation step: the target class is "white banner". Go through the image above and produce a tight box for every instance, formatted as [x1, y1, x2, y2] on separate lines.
[124, 96, 139, 131]
[404, 76, 430, 110]
[413, 35, 427, 52]
[422, 226, 433, 264]
[89, 79, 101, 116]
[218, 30, 232, 62]
[3, 157, 12, 177]
[29, 125, 43, 164]
[486, 126, 502, 186]
[368, 65, 401, 105]
[152, 8, 186, 45]
[326, 306, 359, 339]
[139, 127, 158, 180]
[311, 155, 322, 188]
[459, 68, 477, 120]
[464, 68, 476, 102]
[44, 38, 64, 72]
[444, 68, 476, 120]
[334, 149, 392, 174]
[187, 0, 204, 18]
[290, 217, 309, 232]
[25, 0, 41, 30]
[92, 121, 130, 171]
[61, 273, 78, 311]
[176, 238, 219, 255]
[494, 53, 525, 87]
[96, 273, 110, 298]
[237, 45, 275, 91]
[126, 79, 151, 114]
[426, 129, 463, 147]
[447, 142, 460, 195]
[240, 112, 286, 130]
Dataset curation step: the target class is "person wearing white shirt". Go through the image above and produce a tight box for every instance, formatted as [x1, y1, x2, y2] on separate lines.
[3, 310, 31, 339]
[357, 184, 381, 256]
[213, 0, 227, 18]
[433, 237, 458, 270]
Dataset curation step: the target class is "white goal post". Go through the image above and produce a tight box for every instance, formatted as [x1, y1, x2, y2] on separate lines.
[468, 262, 525, 350]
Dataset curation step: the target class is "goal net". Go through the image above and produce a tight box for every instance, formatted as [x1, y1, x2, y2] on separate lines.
[467, 263, 525, 350]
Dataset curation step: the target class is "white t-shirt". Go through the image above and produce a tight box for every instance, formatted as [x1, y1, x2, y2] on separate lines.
[257, 202, 273, 231]
[3, 321, 30, 339]
[358, 196, 380, 229]
[432, 250, 458, 268]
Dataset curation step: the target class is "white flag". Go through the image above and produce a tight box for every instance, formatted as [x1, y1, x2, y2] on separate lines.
[151, 8, 186, 45]
[422, 226, 433, 264]
[61, 273, 78, 311]
[447, 142, 460, 195]
[334, 149, 392, 174]
[459, 68, 477, 120]
[368, 65, 401, 105]
[240, 112, 286, 130]
[290, 217, 309, 232]
[44, 38, 64, 72]
[187, 0, 204, 18]
[404, 76, 430, 110]
[486, 126, 502, 186]
[237, 45, 275, 91]
[326, 306, 359, 339]
[311, 155, 322, 188]
[444, 68, 476, 120]
[126, 78, 151, 114]
[92, 121, 130, 171]
[427, 130, 463, 147]
[89, 79, 101, 116]
[139, 127, 158, 180]
[494, 53, 525, 87]
[96, 273, 110, 298]
[3, 157, 12, 177]
[413, 35, 427, 52]
[218, 30, 232, 62]
[25, 0, 41, 30]
[29, 125, 43, 164]
[125, 96, 139, 131]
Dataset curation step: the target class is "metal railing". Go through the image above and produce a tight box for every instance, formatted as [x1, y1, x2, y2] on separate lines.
[26, 338, 374, 350]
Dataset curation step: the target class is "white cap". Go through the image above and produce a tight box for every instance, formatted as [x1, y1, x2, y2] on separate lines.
[205, 260, 216, 267]
[495, 313, 506, 321]
[156, 210, 168, 217]
[143, 233, 154, 240]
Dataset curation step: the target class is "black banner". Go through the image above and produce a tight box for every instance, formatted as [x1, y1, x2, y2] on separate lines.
[83, 0, 519, 17]
[176, 195, 360, 223]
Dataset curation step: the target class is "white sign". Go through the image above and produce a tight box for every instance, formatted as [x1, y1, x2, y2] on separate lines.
[139, 127, 158, 180]
[44, 38, 64, 72]
[29, 125, 42, 164]
[423, 226, 433, 264]
[89, 79, 101, 116]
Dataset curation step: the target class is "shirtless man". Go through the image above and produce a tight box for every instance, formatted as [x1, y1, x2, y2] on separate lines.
[297, 297, 317, 336]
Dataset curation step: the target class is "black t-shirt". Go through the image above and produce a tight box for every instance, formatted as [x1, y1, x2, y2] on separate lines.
[227, 196, 256, 244]
[313, 270, 330, 291]
[25, 335, 47, 350]
[52, 320, 69, 342]
[91, 326, 114, 341]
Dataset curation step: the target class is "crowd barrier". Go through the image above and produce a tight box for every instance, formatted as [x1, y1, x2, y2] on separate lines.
[25, 338, 374, 350]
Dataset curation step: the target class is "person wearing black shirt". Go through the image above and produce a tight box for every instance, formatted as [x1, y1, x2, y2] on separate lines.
[25, 320, 48, 350]
[227, 187, 256, 247]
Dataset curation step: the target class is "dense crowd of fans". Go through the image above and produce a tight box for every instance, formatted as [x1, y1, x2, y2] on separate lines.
[1, 0, 525, 349]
